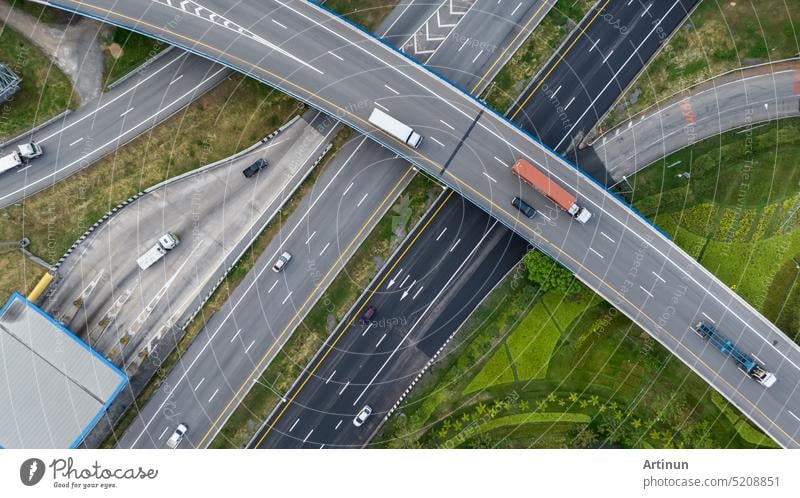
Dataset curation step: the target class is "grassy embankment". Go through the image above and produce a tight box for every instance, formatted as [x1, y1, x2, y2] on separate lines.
[483, 0, 595, 113]
[0, 23, 77, 141]
[102, 28, 166, 89]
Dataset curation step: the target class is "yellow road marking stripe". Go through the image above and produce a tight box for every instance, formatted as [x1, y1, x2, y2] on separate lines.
[469, 1, 551, 94]
[509, 0, 612, 120]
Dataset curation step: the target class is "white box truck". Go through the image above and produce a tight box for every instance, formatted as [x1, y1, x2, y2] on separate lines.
[368, 108, 423, 148]
[0, 141, 43, 175]
[137, 232, 180, 270]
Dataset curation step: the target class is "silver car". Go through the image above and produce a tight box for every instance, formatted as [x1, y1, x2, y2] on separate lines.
[272, 251, 292, 272]
[166, 423, 187, 449]
[353, 405, 372, 427]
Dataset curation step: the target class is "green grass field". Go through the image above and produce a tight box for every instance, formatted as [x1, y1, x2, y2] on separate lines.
[630, 118, 800, 324]
[2, 0, 64, 23]
[0, 24, 77, 140]
[602, 0, 800, 129]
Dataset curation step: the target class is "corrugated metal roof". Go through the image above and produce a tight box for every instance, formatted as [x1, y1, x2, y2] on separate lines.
[0, 293, 127, 448]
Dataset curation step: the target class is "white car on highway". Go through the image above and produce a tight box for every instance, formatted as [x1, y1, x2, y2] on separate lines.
[353, 405, 372, 427]
[272, 251, 292, 272]
[166, 423, 188, 448]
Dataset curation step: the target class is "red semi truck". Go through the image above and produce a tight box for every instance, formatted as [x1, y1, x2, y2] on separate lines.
[511, 159, 592, 224]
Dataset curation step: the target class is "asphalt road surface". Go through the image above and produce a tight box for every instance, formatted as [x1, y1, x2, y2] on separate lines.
[0, 48, 228, 207]
[42, 114, 331, 374]
[508, 0, 699, 162]
[252, 0, 715, 449]
[52, 0, 800, 446]
[254, 192, 528, 448]
[254, 0, 552, 448]
[115, 0, 543, 447]
[591, 65, 800, 182]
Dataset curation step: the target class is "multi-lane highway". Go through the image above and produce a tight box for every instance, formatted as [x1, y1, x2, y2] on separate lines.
[0, 49, 227, 207]
[47, 0, 800, 446]
[116, 0, 546, 448]
[508, 0, 699, 163]
[254, 192, 527, 447]
[253, 0, 554, 448]
[251, 0, 715, 449]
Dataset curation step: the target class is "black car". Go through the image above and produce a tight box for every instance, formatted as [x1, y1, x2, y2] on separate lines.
[511, 196, 536, 218]
[242, 158, 268, 178]
[362, 305, 377, 322]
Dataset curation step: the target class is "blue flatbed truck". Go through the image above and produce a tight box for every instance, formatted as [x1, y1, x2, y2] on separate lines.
[695, 321, 777, 388]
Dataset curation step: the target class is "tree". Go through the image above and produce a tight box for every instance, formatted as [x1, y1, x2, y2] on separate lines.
[523, 250, 582, 295]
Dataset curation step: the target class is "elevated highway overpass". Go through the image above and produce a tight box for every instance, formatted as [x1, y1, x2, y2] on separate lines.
[42, 0, 800, 447]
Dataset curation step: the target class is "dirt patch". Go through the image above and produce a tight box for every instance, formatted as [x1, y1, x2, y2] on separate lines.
[106, 42, 122, 59]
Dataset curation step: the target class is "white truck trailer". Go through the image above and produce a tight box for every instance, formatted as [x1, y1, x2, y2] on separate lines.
[137, 232, 180, 270]
[368, 108, 423, 148]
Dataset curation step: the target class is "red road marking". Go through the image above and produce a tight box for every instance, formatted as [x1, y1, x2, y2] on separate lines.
[679, 99, 696, 125]
[793, 69, 800, 96]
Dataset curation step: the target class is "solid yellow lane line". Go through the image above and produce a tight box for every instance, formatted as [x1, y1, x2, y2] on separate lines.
[469, 0, 552, 94]
[509, 0, 612, 120]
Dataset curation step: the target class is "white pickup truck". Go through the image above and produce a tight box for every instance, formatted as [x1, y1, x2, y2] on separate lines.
[0, 142, 43, 174]
[137, 232, 180, 270]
